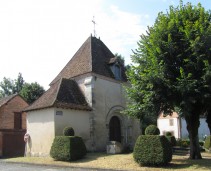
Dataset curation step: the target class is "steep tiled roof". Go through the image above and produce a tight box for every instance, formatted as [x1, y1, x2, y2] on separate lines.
[158, 112, 179, 119]
[24, 78, 91, 112]
[0, 94, 18, 108]
[50, 36, 127, 85]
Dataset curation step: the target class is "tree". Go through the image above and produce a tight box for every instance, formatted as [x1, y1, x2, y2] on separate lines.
[115, 53, 131, 71]
[0, 77, 16, 96]
[19, 82, 45, 104]
[0, 73, 24, 97]
[15, 73, 25, 93]
[0, 73, 45, 104]
[115, 53, 125, 66]
[125, 1, 211, 159]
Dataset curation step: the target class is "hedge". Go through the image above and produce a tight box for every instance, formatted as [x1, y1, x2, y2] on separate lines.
[50, 136, 86, 161]
[204, 135, 211, 150]
[166, 136, 177, 147]
[133, 135, 172, 166]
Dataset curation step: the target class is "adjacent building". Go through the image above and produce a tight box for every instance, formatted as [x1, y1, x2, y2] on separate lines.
[0, 94, 28, 157]
[157, 112, 209, 140]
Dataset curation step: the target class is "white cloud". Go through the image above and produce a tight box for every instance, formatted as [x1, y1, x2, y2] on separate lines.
[0, 0, 149, 89]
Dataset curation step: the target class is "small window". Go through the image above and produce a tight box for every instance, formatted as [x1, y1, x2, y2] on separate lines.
[169, 119, 174, 126]
[110, 64, 121, 80]
[56, 111, 63, 116]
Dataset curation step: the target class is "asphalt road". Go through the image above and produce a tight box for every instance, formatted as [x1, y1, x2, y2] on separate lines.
[0, 160, 102, 171]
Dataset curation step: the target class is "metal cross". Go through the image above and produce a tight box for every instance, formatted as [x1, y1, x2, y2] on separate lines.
[92, 16, 97, 37]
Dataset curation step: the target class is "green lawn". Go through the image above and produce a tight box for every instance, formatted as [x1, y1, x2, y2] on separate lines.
[5, 152, 211, 171]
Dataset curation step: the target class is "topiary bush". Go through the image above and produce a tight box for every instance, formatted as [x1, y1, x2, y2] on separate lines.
[133, 135, 172, 166]
[145, 125, 160, 135]
[50, 136, 86, 161]
[204, 135, 211, 150]
[165, 132, 172, 136]
[63, 126, 75, 136]
[166, 135, 177, 147]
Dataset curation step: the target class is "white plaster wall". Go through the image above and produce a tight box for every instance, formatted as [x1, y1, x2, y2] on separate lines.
[157, 118, 180, 139]
[92, 77, 140, 151]
[93, 77, 125, 151]
[26, 108, 55, 156]
[54, 108, 91, 149]
[75, 77, 86, 97]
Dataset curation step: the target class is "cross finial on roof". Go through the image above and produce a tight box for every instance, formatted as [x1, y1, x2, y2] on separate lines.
[92, 16, 97, 37]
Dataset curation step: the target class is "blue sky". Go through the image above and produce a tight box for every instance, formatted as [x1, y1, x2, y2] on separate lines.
[0, 0, 210, 89]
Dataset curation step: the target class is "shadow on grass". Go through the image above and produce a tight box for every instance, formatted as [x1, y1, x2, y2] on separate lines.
[161, 152, 211, 170]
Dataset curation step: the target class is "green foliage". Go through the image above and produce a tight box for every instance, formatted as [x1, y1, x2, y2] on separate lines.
[140, 115, 157, 135]
[166, 136, 177, 147]
[145, 125, 160, 135]
[204, 136, 211, 150]
[176, 139, 190, 147]
[63, 127, 75, 136]
[19, 82, 45, 104]
[125, 1, 211, 159]
[0, 77, 17, 96]
[133, 135, 172, 166]
[165, 132, 172, 136]
[115, 53, 125, 66]
[50, 136, 86, 161]
[125, 1, 211, 119]
[199, 140, 204, 147]
[0, 73, 45, 104]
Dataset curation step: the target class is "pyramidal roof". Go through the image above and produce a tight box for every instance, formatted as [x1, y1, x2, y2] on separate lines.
[24, 78, 91, 112]
[50, 35, 126, 85]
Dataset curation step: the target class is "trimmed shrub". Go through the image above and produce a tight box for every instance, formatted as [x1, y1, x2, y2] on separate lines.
[204, 135, 211, 150]
[165, 132, 172, 136]
[145, 125, 160, 135]
[166, 136, 177, 147]
[181, 139, 190, 148]
[50, 136, 86, 161]
[199, 140, 204, 147]
[133, 135, 172, 166]
[63, 126, 75, 136]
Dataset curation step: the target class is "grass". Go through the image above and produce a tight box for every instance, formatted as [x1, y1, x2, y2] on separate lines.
[5, 152, 211, 171]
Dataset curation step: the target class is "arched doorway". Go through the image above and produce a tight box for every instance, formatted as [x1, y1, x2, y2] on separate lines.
[109, 116, 121, 143]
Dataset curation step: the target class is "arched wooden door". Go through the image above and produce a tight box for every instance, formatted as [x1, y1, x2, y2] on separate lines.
[109, 116, 121, 142]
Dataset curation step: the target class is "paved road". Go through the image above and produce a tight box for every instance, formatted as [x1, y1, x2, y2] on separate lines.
[0, 160, 101, 171]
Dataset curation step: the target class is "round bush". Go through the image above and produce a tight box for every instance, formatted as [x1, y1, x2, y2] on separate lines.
[145, 125, 160, 135]
[133, 135, 172, 166]
[63, 126, 75, 136]
[165, 132, 172, 136]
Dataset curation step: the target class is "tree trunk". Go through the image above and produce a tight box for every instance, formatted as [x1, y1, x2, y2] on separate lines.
[206, 112, 211, 135]
[185, 114, 202, 159]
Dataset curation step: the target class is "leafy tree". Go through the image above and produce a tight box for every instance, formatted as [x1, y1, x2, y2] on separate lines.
[0, 77, 16, 96]
[0, 73, 25, 97]
[115, 53, 131, 71]
[115, 53, 125, 65]
[19, 82, 45, 104]
[125, 1, 211, 159]
[0, 73, 45, 104]
[15, 73, 25, 93]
